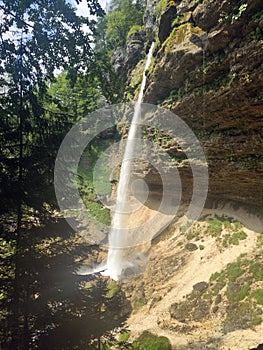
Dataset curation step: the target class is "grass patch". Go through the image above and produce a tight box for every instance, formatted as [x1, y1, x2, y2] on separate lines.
[226, 283, 250, 302]
[251, 289, 263, 305]
[206, 218, 222, 237]
[249, 261, 263, 280]
[228, 230, 247, 246]
[119, 330, 131, 343]
[226, 261, 246, 282]
[210, 271, 222, 282]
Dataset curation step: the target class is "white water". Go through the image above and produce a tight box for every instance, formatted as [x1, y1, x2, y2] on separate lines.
[105, 42, 155, 280]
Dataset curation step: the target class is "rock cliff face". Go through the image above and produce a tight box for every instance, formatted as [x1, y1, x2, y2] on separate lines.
[114, 0, 263, 216]
[146, 0, 263, 214]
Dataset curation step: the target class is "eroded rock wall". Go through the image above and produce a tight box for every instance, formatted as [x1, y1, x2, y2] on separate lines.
[143, 0, 263, 213]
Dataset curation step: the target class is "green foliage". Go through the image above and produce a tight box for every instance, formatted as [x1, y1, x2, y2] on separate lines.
[210, 271, 222, 282]
[226, 283, 250, 302]
[206, 218, 222, 237]
[224, 300, 261, 332]
[133, 331, 171, 350]
[186, 230, 196, 240]
[106, 0, 145, 49]
[119, 330, 131, 342]
[180, 221, 192, 234]
[0, 238, 15, 259]
[107, 281, 120, 298]
[251, 289, 263, 305]
[77, 136, 116, 226]
[251, 26, 263, 40]
[202, 251, 263, 333]
[0, 1, 128, 348]
[154, 0, 168, 19]
[249, 261, 263, 280]
[127, 25, 142, 39]
[133, 298, 146, 310]
[85, 201, 111, 225]
[223, 230, 247, 246]
[46, 71, 100, 120]
[226, 261, 246, 282]
[218, 2, 248, 24]
[231, 3, 248, 23]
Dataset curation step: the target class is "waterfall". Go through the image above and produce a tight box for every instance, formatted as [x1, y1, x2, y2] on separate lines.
[105, 42, 155, 280]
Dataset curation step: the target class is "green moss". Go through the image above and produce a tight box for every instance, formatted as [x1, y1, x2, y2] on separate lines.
[223, 220, 232, 229]
[119, 330, 131, 342]
[128, 58, 145, 95]
[212, 280, 226, 295]
[257, 233, 263, 249]
[133, 331, 171, 350]
[133, 298, 146, 311]
[251, 315, 262, 325]
[154, 0, 168, 19]
[172, 14, 184, 28]
[127, 25, 142, 39]
[107, 281, 120, 298]
[234, 221, 242, 230]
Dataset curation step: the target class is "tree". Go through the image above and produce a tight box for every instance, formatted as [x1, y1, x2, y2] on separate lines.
[0, 1, 105, 348]
[105, 0, 145, 49]
[45, 71, 101, 120]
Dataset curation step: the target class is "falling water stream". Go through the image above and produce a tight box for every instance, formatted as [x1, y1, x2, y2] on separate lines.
[77, 43, 155, 280]
[105, 42, 155, 280]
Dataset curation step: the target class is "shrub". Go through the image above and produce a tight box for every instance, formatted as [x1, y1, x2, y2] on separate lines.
[228, 230, 247, 245]
[133, 331, 171, 350]
[206, 218, 222, 237]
